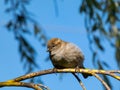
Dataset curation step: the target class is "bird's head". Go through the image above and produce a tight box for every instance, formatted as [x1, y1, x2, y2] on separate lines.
[47, 38, 63, 52]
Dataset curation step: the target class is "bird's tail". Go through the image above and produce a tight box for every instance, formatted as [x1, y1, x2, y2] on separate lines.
[82, 73, 90, 78]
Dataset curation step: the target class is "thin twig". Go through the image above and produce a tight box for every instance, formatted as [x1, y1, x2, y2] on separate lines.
[37, 84, 50, 90]
[107, 73, 120, 80]
[1, 68, 120, 90]
[12, 69, 54, 82]
[109, 70, 120, 74]
[72, 73, 86, 90]
[56, 69, 120, 80]
[92, 73, 111, 90]
[10, 69, 120, 82]
[0, 81, 42, 90]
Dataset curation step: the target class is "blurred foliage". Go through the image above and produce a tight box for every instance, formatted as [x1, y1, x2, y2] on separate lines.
[2, 0, 120, 89]
[98, 61, 112, 90]
[4, 0, 48, 74]
[80, 0, 120, 89]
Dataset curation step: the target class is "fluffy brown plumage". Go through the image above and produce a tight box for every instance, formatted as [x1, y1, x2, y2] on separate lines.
[47, 38, 89, 78]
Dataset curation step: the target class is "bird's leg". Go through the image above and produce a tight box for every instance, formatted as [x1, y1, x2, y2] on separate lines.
[53, 68, 57, 72]
[75, 66, 80, 73]
[52, 68, 58, 76]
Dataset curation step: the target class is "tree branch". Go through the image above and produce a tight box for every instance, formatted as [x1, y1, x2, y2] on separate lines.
[11, 68, 120, 82]
[92, 73, 111, 90]
[72, 73, 86, 90]
[0, 68, 120, 90]
[0, 81, 42, 90]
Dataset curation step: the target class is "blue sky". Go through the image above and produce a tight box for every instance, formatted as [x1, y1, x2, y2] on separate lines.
[0, 0, 120, 90]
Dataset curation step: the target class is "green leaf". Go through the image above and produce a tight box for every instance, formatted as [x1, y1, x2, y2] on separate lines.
[92, 23, 98, 31]
[92, 51, 97, 66]
[18, 36, 39, 72]
[22, 29, 31, 34]
[5, 7, 12, 12]
[115, 37, 120, 66]
[5, 21, 12, 30]
[102, 61, 110, 68]
[34, 24, 41, 36]
[17, 14, 26, 25]
[98, 61, 112, 89]
[94, 36, 104, 51]
[96, 13, 102, 24]
[80, 1, 86, 13]
[102, 75, 112, 90]
[92, 0, 102, 10]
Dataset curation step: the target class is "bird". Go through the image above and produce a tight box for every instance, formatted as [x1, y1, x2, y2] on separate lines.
[47, 38, 90, 79]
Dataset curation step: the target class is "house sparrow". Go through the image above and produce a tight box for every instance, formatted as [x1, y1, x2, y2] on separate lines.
[47, 38, 89, 78]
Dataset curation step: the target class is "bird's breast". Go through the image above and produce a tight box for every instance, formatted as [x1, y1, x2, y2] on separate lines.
[50, 53, 79, 68]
